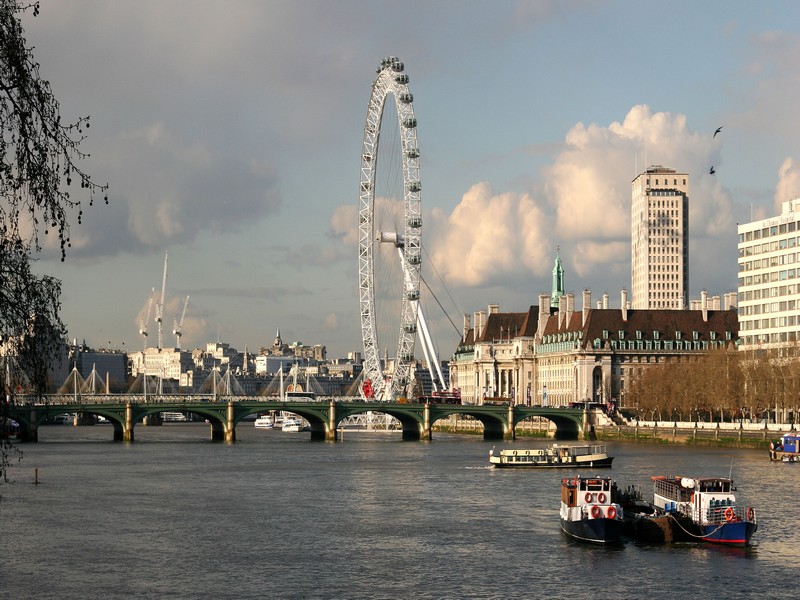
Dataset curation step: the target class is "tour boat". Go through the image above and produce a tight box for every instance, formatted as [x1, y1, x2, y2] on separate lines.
[769, 433, 800, 462]
[559, 475, 624, 544]
[254, 415, 275, 429]
[281, 417, 308, 432]
[645, 475, 757, 545]
[490, 443, 613, 468]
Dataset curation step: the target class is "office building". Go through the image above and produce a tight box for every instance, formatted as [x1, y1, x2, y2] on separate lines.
[631, 166, 689, 309]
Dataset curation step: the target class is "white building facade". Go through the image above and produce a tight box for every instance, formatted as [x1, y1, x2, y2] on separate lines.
[737, 198, 800, 352]
[631, 165, 689, 309]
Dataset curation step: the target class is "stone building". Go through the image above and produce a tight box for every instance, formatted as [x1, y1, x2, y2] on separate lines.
[450, 289, 738, 407]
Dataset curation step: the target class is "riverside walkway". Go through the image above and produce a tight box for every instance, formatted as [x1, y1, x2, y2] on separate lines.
[3, 395, 587, 443]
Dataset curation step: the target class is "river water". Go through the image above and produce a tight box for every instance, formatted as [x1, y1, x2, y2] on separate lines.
[1, 423, 795, 599]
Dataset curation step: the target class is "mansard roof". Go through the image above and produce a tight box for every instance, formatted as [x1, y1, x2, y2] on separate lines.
[459, 305, 541, 347]
[541, 307, 739, 346]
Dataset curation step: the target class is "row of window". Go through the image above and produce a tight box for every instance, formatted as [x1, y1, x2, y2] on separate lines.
[739, 300, 798, 316]
[592, 339, 727, 351]
[740, 315, 799, 329]
[740, 221, 799, 243]
[739, 283, 799, 301]
[739, 268, 800, 286]
[739, 252, 800, 272]
[739, 236, 798, 256]
[647, 179, 687, 186]
[740, 332, 799, 345]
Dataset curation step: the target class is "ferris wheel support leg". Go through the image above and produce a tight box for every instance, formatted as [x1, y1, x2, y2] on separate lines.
[417, 306, 446, 391]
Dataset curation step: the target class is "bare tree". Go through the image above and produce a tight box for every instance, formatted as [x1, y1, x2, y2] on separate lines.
[2, 0, 107, 481]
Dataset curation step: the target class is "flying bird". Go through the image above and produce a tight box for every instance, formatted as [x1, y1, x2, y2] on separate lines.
[709, 166, 716, 175]
[714, 126, 723, 137]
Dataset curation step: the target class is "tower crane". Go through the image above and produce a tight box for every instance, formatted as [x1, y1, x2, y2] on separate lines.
[155, 251, 168, 350]
[173, 295, 190, 350]
[138, 288, 155, 350]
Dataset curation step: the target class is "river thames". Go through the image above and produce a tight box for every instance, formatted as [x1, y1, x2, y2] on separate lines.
[1, 423, 795, 599]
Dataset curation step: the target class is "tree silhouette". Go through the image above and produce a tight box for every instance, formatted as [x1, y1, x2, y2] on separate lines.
[2, 0, 107, 481]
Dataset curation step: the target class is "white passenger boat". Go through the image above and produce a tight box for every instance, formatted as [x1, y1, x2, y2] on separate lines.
[489, 443, 613, 468]
[254, 415, 275, 429]
[281, 417, 308, 432]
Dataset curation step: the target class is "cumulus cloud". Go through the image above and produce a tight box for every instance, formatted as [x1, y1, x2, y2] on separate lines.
[426, 182, 552, 286]
[775, 157, 800, 209]
[421, 105, 738, 295]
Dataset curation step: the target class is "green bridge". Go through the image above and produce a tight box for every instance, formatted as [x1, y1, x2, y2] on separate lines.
[4, 395, 588, 443]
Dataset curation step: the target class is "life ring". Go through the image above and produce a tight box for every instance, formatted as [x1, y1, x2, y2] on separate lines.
[598, 492, 607, 504]
[724, 507, 735, 522]
[607, 506, 617, 519]
[585, 492, 594, 503]
[590, 505, 601, 519]
[746, 507, 754, 521]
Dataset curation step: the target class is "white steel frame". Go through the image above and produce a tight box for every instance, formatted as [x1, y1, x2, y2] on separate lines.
[358, 57, 422, 401]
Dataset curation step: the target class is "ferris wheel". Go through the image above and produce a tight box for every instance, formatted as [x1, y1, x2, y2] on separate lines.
[358, 57, 422, 401]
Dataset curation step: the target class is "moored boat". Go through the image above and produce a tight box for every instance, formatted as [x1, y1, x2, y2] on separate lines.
[490, 443, 613, 468]
[281, 416, 309, 432]
[559, 475, 624, 544]
[769, 433, 800, 462]
[637, 475, 758, 545]
[254, 415, 275, 429]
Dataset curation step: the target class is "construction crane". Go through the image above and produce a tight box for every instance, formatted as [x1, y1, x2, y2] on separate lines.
[155, 251, 168, 350]
[138, 288, 155, 350]
[173, 295, 190, 350]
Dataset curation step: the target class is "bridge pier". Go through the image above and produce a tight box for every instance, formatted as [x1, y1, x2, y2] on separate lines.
[504, 404, 515, 441]
[123, 402, 134, 442]
[224, 401, 236, 443]
[422, 403, 432, 441]
[325, 401, 338, 441]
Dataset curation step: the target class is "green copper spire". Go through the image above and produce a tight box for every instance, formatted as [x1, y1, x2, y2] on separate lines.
[551, 247, 564, 308]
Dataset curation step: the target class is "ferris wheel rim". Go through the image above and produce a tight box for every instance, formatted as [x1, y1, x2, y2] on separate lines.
[358, 56, 422, 401]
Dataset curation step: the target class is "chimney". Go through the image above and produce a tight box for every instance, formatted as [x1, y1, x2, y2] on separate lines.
[463, 313, 471, 342]
[558, 294, 566, 329]
[701, 289, 708, 322]
[565, 292, 574, 326]
[478, 310, 486, 338]
[537, 293, 550, 342]
[473, 311, 482, 340]
[488, 303, 499, 315]
[582, 289, 591, 326]
[602, 292, 609, 309]
[621, 288, 628, 321]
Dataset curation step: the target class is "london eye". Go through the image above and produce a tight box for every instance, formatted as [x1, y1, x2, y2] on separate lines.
[358, 57, 422, 401]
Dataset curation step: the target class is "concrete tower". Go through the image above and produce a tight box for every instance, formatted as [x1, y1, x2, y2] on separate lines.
[631, 165, 689, 309]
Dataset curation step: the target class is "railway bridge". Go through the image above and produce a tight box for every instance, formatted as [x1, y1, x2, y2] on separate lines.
[3, 395, 587, 443]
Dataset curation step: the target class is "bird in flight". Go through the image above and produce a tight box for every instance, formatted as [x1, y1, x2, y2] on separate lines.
[709, 166, 716, 175]
[714, 126, 723, 137]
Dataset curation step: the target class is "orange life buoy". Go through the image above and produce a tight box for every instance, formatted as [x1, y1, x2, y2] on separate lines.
[724, 507, 735, 522]
[746, 507, 754, 521]
[607, 506, 617, 519]
[598, 492, 607, 504]
[591, 505, 601, 519]
[585, 492, 594, 503]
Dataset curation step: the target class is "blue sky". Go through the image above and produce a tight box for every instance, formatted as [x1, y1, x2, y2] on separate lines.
[22, 0, 800, 359]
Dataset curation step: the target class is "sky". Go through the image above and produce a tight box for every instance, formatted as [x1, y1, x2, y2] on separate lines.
[18, 0, 800, 360]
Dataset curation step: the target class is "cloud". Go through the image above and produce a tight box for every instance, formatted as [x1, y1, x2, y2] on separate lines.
[426, 182, 552, 286]
[421, 105, 738, 296]
[775, 157, 800, 209]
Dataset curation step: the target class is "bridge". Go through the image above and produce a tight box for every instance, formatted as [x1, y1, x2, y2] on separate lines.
[3, 395, 588, 443]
